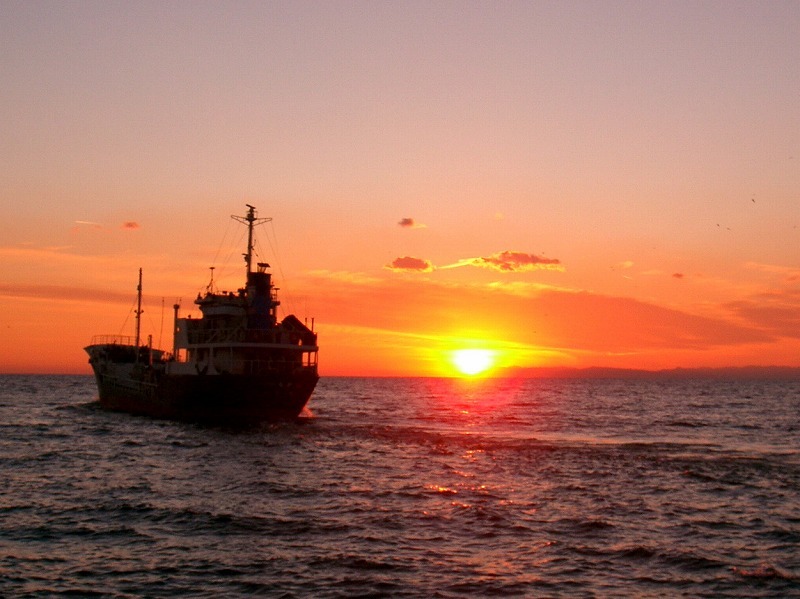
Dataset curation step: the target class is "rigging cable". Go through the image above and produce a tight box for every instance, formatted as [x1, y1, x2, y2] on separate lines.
[118, 299, 138, 340]
[205, 214, 242, 293]
[261, 219, 296, 318]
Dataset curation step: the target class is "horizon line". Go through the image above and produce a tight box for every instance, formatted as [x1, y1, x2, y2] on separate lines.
[5, 364, 800, 381]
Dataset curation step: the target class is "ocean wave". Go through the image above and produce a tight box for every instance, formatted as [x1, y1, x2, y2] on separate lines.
[2, 375, 799, 597]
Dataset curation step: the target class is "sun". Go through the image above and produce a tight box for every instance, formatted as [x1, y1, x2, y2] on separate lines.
[451, 349, 495, 376]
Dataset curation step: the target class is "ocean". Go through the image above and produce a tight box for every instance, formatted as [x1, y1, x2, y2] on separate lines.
[1, 375, 798, 597]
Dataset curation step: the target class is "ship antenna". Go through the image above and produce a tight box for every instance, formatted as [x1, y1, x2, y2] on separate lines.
[135, 267, 143, 349]
[231, 204, 271, 276]
[206, 266, 216, 294]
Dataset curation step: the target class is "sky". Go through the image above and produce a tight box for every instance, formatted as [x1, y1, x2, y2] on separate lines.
[2, 0, 799, 376]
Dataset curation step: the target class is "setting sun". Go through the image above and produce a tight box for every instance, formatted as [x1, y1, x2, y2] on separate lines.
[451, 349, 495, 376]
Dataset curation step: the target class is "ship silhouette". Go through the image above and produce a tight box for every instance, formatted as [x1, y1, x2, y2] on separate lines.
[85, 205, 319, 423]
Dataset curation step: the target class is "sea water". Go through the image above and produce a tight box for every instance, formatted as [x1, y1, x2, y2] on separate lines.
[1, 375, 798, 597]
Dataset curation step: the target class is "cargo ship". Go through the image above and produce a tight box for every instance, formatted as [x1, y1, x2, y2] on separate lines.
[85, 205, 319, 423]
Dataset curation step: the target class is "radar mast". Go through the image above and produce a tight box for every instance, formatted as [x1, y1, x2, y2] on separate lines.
[231, 204, 271, 276]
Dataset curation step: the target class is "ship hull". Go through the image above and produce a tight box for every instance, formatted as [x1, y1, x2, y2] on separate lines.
[88, 359, 318, 424]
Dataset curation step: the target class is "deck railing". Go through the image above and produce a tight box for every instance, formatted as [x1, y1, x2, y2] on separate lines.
[174, 352, 317, 374]
[89, 335, 138, 346]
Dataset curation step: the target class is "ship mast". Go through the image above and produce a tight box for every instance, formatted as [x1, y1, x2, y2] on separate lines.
[231, 204, 271, 276]
[135, 267, 143, 348]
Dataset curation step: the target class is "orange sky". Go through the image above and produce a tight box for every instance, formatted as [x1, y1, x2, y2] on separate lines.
[2, 2, 799, 376]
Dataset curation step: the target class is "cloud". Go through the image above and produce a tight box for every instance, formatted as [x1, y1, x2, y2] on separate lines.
[672, 273, 684, 279]
[122, 221, 140, 230]
[0, 282, 140, 305]
[726, 289, 800, 338]
[743, 261, 800, 283]
[71, 220, 104, 234]
[296, 271, 780, 361]
[385, 256, 434, 272]
[398, 217, 426, 229]
[447, 250, 563, 272]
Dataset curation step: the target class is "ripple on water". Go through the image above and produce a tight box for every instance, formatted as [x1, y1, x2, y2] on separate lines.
[1, 375, 799, 597]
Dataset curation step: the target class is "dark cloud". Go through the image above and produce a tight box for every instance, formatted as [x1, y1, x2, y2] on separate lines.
[122, 221, 140, 230]
[469, 250, 562, 272]
[398, 217, 425, 229]
[385, 256, 434, 272]
[672, 273, 684, 279]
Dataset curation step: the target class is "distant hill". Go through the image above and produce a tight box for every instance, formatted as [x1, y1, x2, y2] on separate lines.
[497, 365, 800, 380]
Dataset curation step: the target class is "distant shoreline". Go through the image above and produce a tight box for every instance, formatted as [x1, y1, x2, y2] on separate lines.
[496, 365, 800, 381]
